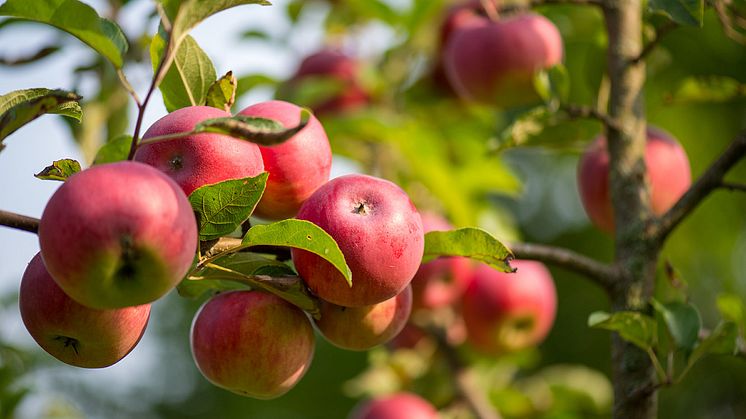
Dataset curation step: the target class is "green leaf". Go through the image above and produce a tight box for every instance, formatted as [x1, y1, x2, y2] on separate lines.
[205, 71, 237, 112]
[151, 32, 216, 112]
[0, 89, 82, 146]
[193, 111, 311, 146]
[651, 299, 702, 352]
[242, 219, 352, 286]
[423, 228, 513, 273]
[278, 75, 347, 109]
[533, 64, 570, 103]
[189, 173, 268, 241]
[717, 293, 745, 326]
[235, 74, 279, 98]
[687, 321, 738, 367]
[666, 76, 746, 104]
[497, 105, 600, 151]
[34, 159, 81, 181]
[588, 311, 657, 351]
[92, 135, 133, 165]
[649, 0, 704, 26]
[0, 0, 128, 67]
[158, 0, 271, 50]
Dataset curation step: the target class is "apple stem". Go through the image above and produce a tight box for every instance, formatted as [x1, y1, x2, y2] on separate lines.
[54, 336, 80, 355]
[480, 0, 500, 22]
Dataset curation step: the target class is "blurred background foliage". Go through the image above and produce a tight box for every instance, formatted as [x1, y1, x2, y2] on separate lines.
[1, 0, 746, 418]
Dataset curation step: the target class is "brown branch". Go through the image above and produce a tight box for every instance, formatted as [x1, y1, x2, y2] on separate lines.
[653, 131, 746, 241]
[427, 327, 502, 419]
[720, 181, 746, 192]
[561, 104, 620, 130]
[0, 210, 40, 234]
[0, 45, 59, 66]
[631, 20, 678, 65]
[529, 0, 603, 5]
[509, 242, 617, 291]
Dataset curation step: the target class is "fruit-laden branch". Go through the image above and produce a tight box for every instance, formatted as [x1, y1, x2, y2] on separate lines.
[0, 209, 39, 234]
[653, 130, 746, 241]
[510, 242, 617, 291]
[427, 326, 503, 419]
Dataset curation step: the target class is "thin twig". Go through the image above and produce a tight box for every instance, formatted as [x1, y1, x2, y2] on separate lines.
[630, 20, 678, 65]
[561, 103, 620, 131]
[529, 0, 603, 6]
[116, 69, 141, 106]
[653, 131, 746, 241]
[427, 327, 502, 419]
[0, 210, 40, 234]
[720, 181, 746, 192]
[509, 242, 617, 291]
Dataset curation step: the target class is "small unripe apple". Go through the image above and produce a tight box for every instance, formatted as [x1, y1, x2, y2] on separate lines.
[290, 50, 369, 115]
[462, 260, 557, 353]
[38, 161, 198, 309]
[443, 10, 563, 106]
[238, 100, 332, 219]
[292, 174, 425, 307]
[134, 105, 264, 196]
[20, 253, 150, 368]
[190, 290, 315, 399]
[577, 127, 692, 232]
[411, 213, 472, 310]
[315, 285, 412, 351]
[349, 392, 438, 419]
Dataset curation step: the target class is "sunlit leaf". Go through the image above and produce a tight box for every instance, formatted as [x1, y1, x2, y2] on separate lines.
[423, 228, 513, 273]
[0, 89, 82, 146]
[34, 159, 81, 181]
[92, 135, 132, 165]
[193, 111, 310, 146]
[205, 71, 237, 112]
[686, 321, 738, 367]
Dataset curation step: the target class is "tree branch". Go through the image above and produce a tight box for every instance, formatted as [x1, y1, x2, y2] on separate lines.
[0, 210, 40, 234]
[653, 131, 746, 241]
[561, 103, 620, 131]
[630, 20, 678, 65]
[720, 181, 746, 192]
[510, 242, 617, 291]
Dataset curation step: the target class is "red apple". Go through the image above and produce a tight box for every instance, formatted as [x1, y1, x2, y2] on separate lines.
[134, 105, 264, 196]
[443, 11, 563, 106]
[19, 253, 150, 368]
[315, 285, 412, 351]
[462, 260, 557, 353]
[289, 50, 369, 115]
[349, 393, 438, 419]
[387, 322, 428, 350]
[577, 127, 692, 232]
[411, 213, 472, 310]
[238, 100, 332, 219]
[38, 161, 198, 309]
[431, 1, 483, 94]
[190, 290, 315, 399]
[292, 174, 424, 307]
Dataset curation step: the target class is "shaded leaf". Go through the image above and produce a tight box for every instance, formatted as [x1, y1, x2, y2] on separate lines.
[717, 293, 745, 326]
[534, 64, 570, 103]
[649, 0, 704, 26]
[0, 0, 128, 67]
[423, 228, 513, 273]
[496, 105, 600, 151]
[665, 76, 746, 104]
[92, 135, 132, 165]
[652, 299, 702, 352]
[151, 32, 216, 112]
[34, 159, 81, 181]
[0, 45, 60, 66]
[205, 71, 237, 112]
[235, 74, 279, 98]
[0, 89, 82, 146]
[194, 110, 311, 146]
[588, 311, 657, 351]
[687, 321, 739, 367]
[242, 219, 352, 286]
[189, 173, 268, 241]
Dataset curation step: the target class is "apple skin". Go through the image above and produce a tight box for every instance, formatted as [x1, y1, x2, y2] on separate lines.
[315, 285, 412, 351]
[462, 260, 557, 353]
[190, 290, 315, 399]
[577, 127, 692, 233]
[291, 50, 369, 115]
[411, 213, 472, 310]
[443, 12, 563, 106]
[38, 161, 198, 309]
[349, 393, 438, 419]
[19, 253, 150, 368]
[237, 100, 332, 219]
[134, 105, 264, 196]
[292, 174, 425, 307]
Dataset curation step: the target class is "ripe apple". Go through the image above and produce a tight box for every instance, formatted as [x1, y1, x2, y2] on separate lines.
[38, 161, 198, 309]
[577, 127, 692, 232]
[237, 100, 332, 219]
[431, 1, 483, 94]
[288, 49, 369, 115]
[315, 285, 412, 351]
[292, 174, 425, 307]
[134, 105, 264, 196]
[411, 213, 472, 310]
[190, 290, 315, 399]
[349, 393, 438, 419]
[462, 260, 557, 353]
[443, 10, 563, 106]
[19, 253, 150, 368]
